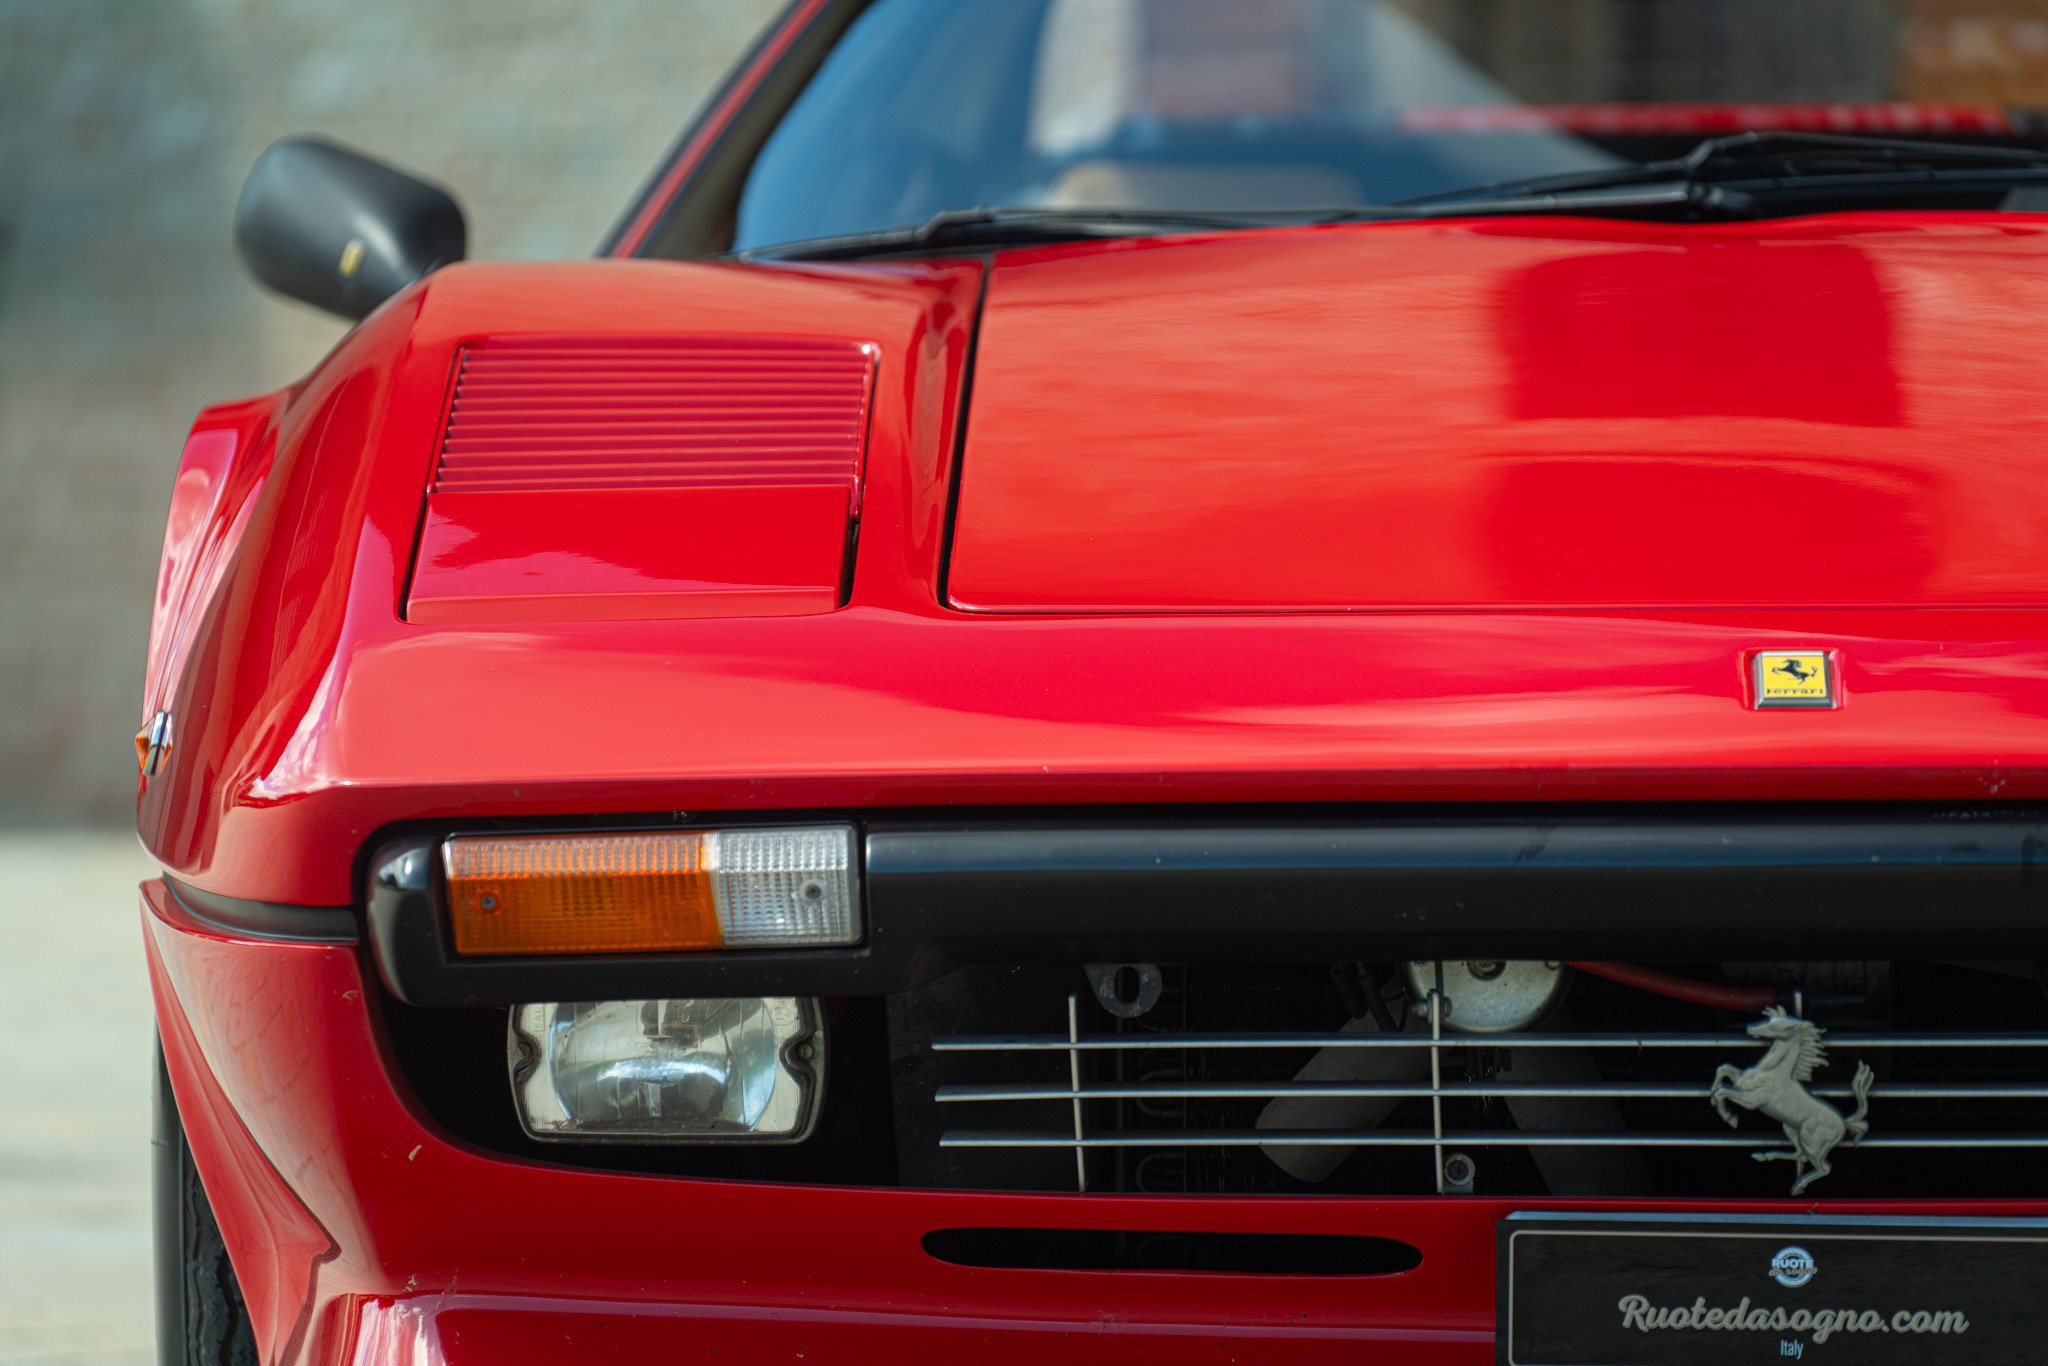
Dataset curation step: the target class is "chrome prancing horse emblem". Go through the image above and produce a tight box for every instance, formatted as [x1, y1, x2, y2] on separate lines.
[1709, 1006, 1874, 1194]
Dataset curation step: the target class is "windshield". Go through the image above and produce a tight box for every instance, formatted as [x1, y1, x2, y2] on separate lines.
[658, 0, 2048, 256]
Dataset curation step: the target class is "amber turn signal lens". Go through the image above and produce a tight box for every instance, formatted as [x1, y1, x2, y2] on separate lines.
[442, 826, 858, 957]
[446, 832, 718, 955]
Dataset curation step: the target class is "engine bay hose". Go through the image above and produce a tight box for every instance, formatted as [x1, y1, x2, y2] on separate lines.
[1568, 961, 1776, 1012]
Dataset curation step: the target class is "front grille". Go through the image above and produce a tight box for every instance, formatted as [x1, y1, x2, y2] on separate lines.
[893, 961, 2048, 1199]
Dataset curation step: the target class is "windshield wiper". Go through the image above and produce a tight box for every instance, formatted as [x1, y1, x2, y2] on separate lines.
[736, 206, 1324, 262]
[1381, 130, 2048, 218]
[745, 133, 2048, 262]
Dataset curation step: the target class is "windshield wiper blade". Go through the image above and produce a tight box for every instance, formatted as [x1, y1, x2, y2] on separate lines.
[737, 206, 1321, 262]
[1353, 180, 1761, 222]
[1388, 130, 2048, 209]
[745, 132, 2048, 259]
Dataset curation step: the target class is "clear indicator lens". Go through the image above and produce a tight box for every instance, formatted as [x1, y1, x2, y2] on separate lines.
[713, 827, 857, 947]
[511, 997, 822, 1141]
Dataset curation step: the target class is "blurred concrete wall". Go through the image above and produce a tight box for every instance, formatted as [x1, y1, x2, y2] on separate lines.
[0, 0, 779, 824]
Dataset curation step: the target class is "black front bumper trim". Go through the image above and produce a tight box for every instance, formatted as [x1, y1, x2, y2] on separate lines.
[365, 811, 2048, 1007]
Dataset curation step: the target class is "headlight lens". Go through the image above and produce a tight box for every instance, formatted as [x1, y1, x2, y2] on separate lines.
[510, 997, 823, 1141]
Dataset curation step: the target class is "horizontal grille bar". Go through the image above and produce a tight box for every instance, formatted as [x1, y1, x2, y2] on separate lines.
[934, 1031, 2048, 1052]
[938, 1081, 2048, 1103]
[939, 1130, 2048, 1150]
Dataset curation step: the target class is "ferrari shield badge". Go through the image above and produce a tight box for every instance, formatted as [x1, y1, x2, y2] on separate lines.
[1710, 1006, 1875, 1194]
[1752, 650, 1836, 709]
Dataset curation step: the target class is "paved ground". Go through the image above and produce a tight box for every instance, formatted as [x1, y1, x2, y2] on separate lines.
[0, 831, 160, 1364]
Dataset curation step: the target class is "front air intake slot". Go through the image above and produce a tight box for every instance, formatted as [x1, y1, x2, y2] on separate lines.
[920, 1227, 1421, 1276]
[892, 960, 2048, 1200]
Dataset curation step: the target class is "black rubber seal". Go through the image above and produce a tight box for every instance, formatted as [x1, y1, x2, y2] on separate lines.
[167, 877, 357, 944]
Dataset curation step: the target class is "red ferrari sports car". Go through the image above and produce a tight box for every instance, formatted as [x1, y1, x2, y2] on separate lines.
[142, 1, 2048, 1361]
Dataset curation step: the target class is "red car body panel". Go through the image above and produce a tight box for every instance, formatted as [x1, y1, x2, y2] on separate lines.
[143, 217, 2048, 908]
[150, 879, 2048, 1363]
[138, 256, 984, 903]
[145, 393, 287, 722]
[406, 482, 856, 623]
[951, 215, 2048, 613]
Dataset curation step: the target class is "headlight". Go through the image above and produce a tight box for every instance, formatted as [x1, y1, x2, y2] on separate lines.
[511, 997, 824, 1142]
[443, 825, 859, 956]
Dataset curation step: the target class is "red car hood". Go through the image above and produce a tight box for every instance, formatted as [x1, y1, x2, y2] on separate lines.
[141, 227, 2048, 905]
[950, 216, 2048, 613]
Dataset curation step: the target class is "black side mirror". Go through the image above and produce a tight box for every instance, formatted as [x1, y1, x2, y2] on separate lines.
[234, 136, 466, 320]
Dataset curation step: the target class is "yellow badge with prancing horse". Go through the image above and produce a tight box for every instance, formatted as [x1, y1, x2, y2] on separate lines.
[1752, 650, 1836, 709]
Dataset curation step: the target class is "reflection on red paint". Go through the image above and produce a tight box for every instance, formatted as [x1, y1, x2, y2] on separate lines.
[407, 486, 852, 623]
[948, 217, 2048, 612]
[1504, 244, 1900, 425]
[1480, 456, 1937, 606]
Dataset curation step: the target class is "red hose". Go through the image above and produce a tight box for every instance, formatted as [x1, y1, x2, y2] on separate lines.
[1569, 961, 1776, 1012]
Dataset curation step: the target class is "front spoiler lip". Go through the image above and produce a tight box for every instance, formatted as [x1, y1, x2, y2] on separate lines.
[343, 1293, 1490, 1364]
[364, 804, 2048, 1006]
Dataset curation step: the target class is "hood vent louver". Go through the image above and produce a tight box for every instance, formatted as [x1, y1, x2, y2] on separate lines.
[407, 336, 876, 624]
[431, 337, 874, 499]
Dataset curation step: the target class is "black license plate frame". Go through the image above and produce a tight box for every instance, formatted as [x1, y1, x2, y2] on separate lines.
[1499, 1213, 2048, 1366]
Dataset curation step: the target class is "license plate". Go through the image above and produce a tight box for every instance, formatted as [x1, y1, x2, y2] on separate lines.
[1499, 1214, 2048, 1365]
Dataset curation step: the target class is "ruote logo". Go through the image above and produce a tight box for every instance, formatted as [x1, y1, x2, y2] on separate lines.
[1770, 1245, 1817, 1289]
